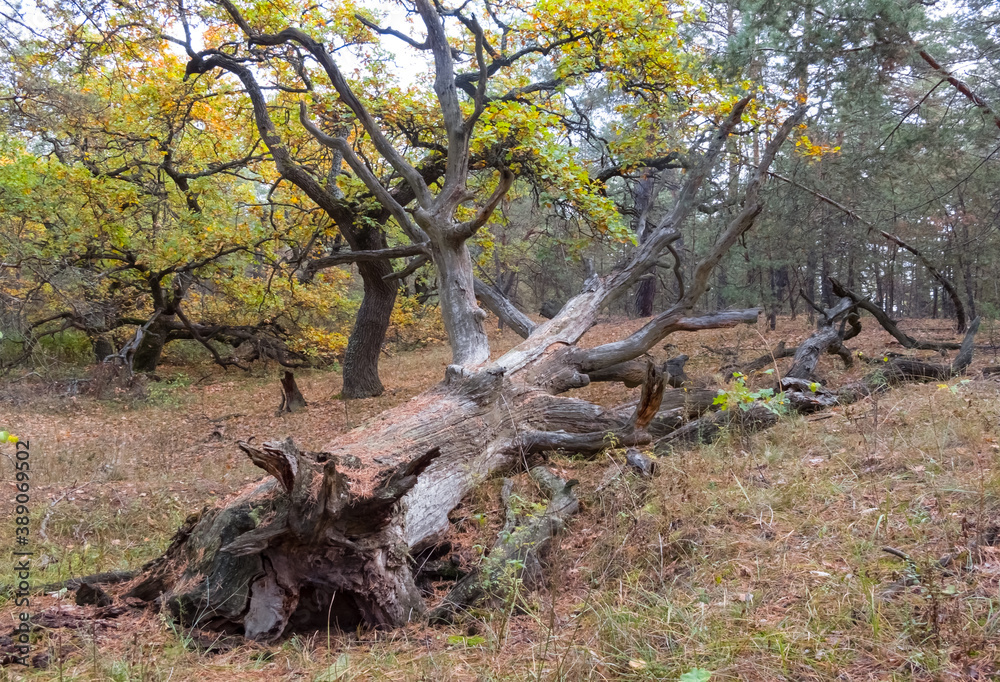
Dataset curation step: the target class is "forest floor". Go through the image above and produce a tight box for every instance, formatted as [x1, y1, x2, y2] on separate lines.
[2, 315, 1000, 681]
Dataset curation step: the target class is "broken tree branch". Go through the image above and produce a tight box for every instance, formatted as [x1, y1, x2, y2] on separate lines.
[915, 47, 1000, 133]
[474, 278, 536, 339]
[576, 309, 760, 374]
[785, 296, 855, 380]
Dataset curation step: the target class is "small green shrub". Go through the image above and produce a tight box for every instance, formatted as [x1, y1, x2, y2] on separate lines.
[713, 371, 788, 415]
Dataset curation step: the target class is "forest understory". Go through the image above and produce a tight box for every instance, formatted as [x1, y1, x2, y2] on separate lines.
[2, 314, 1000, 681]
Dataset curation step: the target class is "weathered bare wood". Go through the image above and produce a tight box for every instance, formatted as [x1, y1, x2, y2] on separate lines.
[678, 108, 805, 311]
[518, 362, 664, 456]
[781, 377, 841, 411]
[473, 278, 536, 339]
[586, 358, 655, 387]
[493, 103, 810, 383]
[630, 361, 665, 431]
[614, 387, 726, 438]
[947, 324, 981, 368]
[625, 448, 656, 476]
[574, 309, 761, 376]
[239, 439, 298, 493]
[598, 96, 756, 307]
[586, 354, 689, 388]
[785, 296, 855, 380]
[384, 254, 431, 282]
[126, 440, 446, 639]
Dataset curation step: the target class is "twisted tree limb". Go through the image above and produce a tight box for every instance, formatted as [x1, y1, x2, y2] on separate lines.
[831, 278, 962, 351]
[877, 230, 967, 333]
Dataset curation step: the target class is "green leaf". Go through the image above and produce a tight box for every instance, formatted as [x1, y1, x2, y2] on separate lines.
[447, 635, 486, 647]
[680, 668, 712, 682]
[314, 653, 350, 681]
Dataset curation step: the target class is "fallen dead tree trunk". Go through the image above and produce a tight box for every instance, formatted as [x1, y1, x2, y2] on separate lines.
[656, 404, 780, 449]
[587, 354, 690, 388]
[655, 314, 982, 449]
[128, 440, 444, 636]
[880, 316, 980, 383]
[117, 96, 804, 641]
[721, 291, 860, 380]
[122, 344, 677, 637]
[616, 386, 721, 438]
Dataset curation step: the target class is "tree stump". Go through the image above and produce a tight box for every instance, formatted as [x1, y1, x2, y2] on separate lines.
[277, 371, 308, 414]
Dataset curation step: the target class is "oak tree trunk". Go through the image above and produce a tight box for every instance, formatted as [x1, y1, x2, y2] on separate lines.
[425, 238, 490, 366]
[632, 171, 658, 318]
[341, 260, 396, 399]
[132, 323, 168, 373]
